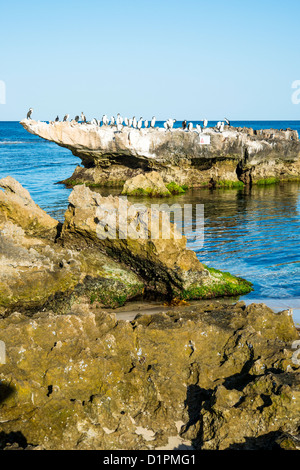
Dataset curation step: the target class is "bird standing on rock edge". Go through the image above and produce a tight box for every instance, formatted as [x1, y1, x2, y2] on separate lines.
[63, 114, 69, 122]
[27, 108, 33, 119]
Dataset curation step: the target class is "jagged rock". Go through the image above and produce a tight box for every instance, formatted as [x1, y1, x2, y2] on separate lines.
[0, 176, 59, 239]
[60, 184, 252, 299]
[20, 120, 300, 188]
[0, 301, 298, 450]
[122, 171, 171, 197]
[0, 181, 144, 315]
[0, 179, 251, 315]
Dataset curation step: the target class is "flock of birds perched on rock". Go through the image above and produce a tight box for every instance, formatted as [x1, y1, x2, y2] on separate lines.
[26, 108, 230, 134]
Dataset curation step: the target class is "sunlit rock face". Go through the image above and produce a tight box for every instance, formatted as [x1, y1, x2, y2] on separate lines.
[20, 120, 300, 188]
[0, 301, 299, 450]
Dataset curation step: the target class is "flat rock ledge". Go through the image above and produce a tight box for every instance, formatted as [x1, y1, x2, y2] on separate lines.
[20, 120, 300, 189]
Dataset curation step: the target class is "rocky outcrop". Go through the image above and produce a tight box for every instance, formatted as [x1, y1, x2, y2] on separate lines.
[60, 184, 252, 299]
[20, 119, 300, 188]
[0, 301, 299, 450]
[0, 178, 252, 316]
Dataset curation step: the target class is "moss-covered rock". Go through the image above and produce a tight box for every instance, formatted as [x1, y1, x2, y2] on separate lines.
[0, 301, 298, 449]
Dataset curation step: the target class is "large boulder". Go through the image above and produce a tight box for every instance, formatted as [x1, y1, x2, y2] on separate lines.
[60, 184, 252, 299]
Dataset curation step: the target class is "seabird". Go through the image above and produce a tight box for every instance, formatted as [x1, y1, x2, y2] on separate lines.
[124, 117, 129, 126]
[55, 116, 59, 122]
[137, 117, 143, 131]
[27, 108, 33, 119]
[63, 114, 69, 122]
[196, 124, 202, 134]
[81, 112, 86, 123]
[116, 113, 123, 126]
[74, 115, 80, 122]
[182, 120, 187, 130]
[102, 115, 109, 126]
[220, 122, 225, 132]
[187, 122, 193, 131]
[169, 119, 176, 129]
[203, 119, 208, 128]
[150, 116, 156, 128]
[224, 118, 230, 126]
[128, 118, 133, 127]
[144, 120, 149, 128]
[91, 118, 98, 125]
[132, 116, 137, 128]
[110, 116, 116, 126]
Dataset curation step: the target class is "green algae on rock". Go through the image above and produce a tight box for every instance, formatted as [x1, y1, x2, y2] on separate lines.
[0, 301, 298, 450]
[0, 178, 252, 316]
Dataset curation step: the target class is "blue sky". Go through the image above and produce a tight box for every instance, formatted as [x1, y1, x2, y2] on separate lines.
[1, 0, 300, 121]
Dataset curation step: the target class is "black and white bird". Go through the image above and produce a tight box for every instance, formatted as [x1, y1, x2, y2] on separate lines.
[116, 113, 123, 126]
[150, 116, 156, 128]
[102, 115, 109, 126]
[220, 122, 225, 132]
[27, 108, 33, 119]
[137, 117, 143, 131]
[182, 120, 187, 130]
[63, 114, 69, 122]
[224, 118, 230, 126]
[203, 119, 208, 128]
[124, 117, 129, 127]
[110, 116, 116, 126]
[187, 122, 193, 132]
[81, 112, 86, 123]
[132, 116, 137, 128]
[74, 115, 80, 122]
[144, 120, 149, 128]
[55, 116, 59, 122]
[196, 124, 202, 134]
[128, 118, 133, 128]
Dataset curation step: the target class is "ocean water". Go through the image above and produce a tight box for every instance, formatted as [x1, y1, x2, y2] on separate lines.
[0, 120, 300, 324]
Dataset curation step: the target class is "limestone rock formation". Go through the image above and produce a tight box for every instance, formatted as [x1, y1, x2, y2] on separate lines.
[0, 176, 59, 239]
[122, 171, 171, 197]
[20, 119, 300, 188]
[0, 301, 299, 450]
[0, 178, 252, 315]
[60, 184, 252, 299]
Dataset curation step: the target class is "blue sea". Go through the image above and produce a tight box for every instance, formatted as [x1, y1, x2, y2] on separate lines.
[0, 120, 300, 324]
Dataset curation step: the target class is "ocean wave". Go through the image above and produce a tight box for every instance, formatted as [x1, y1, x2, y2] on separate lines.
[0, 141, 28, 145]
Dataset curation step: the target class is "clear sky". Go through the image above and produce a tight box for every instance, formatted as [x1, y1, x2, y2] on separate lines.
[1, 0, 300, 121]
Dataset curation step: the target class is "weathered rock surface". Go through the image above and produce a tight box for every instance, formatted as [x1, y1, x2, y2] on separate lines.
[0, 179, 144, 315]
[122, 171, 171, 197]
[0, 301, 299, 450]
[20, 120, 300, 188]
[60, 184, 252, 299]
[0, 178, 252, 315]
[0, 176, 59, 239]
